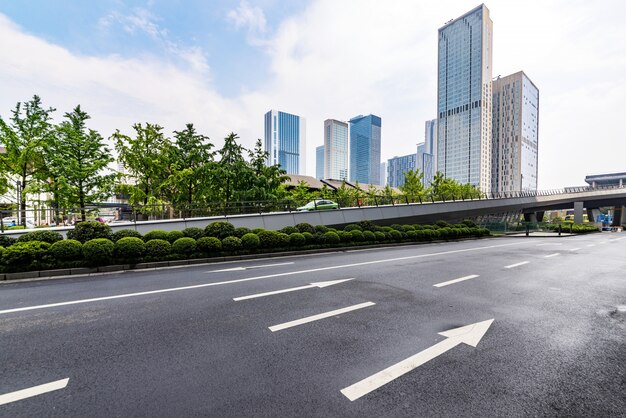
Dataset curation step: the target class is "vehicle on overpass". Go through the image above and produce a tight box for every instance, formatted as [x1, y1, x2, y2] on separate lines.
[296, 199, 340, 212]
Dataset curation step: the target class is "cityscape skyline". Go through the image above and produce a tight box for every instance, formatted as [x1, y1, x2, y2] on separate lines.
[0, 1, 624, 189]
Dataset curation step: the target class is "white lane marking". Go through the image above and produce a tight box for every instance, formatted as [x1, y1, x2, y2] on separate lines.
[433, 274, 479, 288]
[568, 248, 581, 252]
[587, 244, 596, 247]
[340, 319, 494, 401]
[208, 262, 294, 272]
[544, 253, 560, 258]
[0, 378, 69, 406]
[0, 241, 529, 316]
[504, 261, 529, 269]
[233, 278, 353, 301]
[268, 302, 375, 332]
[536, 243, 562, 246]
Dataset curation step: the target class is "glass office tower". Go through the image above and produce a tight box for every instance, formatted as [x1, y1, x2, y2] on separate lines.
[492, 71, 539, 192]
[349, 114, 381, 185]
[423, 119, 437, 187]
[437, 4, 493, 193]
[264, 109, 306, 175]
[324, 119, 349, 180]
[387, 153, 417, 188]
[316, 145, 324, 180]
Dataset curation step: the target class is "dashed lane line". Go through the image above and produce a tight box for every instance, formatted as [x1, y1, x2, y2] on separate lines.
[0, 378, 69, 406]
[504, 261, 529, 269]
[268, 302, 375, 332]
[544, 253, 560, 258]
[433, 275, 480, 288]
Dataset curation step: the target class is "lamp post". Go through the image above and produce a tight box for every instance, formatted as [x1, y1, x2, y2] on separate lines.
[16, 180, 22, 226]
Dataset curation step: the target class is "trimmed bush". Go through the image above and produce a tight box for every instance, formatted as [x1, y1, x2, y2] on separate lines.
[115, 237, 146, 259]
[436, 220, 450, 228]
[349, 230, 365, 242]
[374, 231, 386, 241]
[406, 230, 418, 241]
[197, 237, 222, 254]
[403, 225, 415, 231]
[222, 236, 242, 252]
[462, 219, 477, 228]
[1, 241, 50, 266]
[167, 230, 184, 244]
[145, 239, 171, 258]
[205, 221, 235, 239]
[302, 232, 314, 244]
[288, 232, 305, 247]
[390, 224, 405, 232]
[17, 230, 63, 244]
[233, 227, 252, 238]
[241, 233, 260, 250]
[110, 229, 142, 242]
[182, 227, 205, 240]
[344, 224, 362, 232]
[276, 232, 290, 248]
[83, 238, 115, 266]
[172, 237, 196, 256]
[295, 223, 315, 234]
[338, 230, 352, 243]
[280, 226, 298, 235]
[258, 230, 280, 248]
[252, 228, 265, 234]
[67, 221, 111, 243]
[357, 220, 377, 231]
[323, 231, 340, 245]
[0, 235, 16, 248]
[143, 230, 169, 242]
[389, 230, 403, 241]
[315, 225, 329, 234]
[363, 230, 376, 242]
[49, 239, 82, 261]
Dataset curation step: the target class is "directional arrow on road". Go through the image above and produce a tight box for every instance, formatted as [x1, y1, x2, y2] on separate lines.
[340, 319, 494, 401]
[233, 278, 353, 301]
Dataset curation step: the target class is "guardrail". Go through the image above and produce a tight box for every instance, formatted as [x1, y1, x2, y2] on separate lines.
[1, 184, 624, 232]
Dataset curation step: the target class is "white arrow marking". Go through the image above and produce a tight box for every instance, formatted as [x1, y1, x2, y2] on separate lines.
[433, 274, 479, 288]
[209, 262, 294, 272]
[233, 278, 353, 301]
[568, 248, 581, 252]
[504, 261, 529, 269]
[0, 378, 69, 406]
[544, 253, 560, 258]
[340, 319, 494, 401]
[268, 302, 375, 332]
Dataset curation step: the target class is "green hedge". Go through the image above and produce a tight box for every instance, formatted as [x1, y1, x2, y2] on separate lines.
[49, 239, 83, 261]
[145, 239, 171, 258]
[167, 230, 185, 243]
[205, 222, 235, 239]
[182, 227, 205, 240]
[172, 237, 196, 256]
[197, 237, 222, 253]
[83, 238, 115, 266]
[222, 236, 242, 252]
[143, 230, 169, 242]
[241, 233, 260, 250]
[17, 230, 63, 244]
[67, 222, 112, 243]
[115, 237, 146, 260]
[111, 229, 143, 242]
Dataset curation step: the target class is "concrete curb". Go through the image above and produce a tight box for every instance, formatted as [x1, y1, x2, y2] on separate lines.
[0, 236, 501, 284]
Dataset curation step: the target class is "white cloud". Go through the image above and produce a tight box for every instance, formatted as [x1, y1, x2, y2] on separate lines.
[227, 1, 267, 35]
[2, 0, 626, 190]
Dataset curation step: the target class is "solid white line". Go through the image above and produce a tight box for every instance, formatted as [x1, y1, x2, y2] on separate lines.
[536, 243, 562, 246]
[504, 261, 529, 269]
[0, 241, 528, 316]
[268, 302, 375, 332]
[433, 274, 479, 288]
[0, 378, 69, 406]
[544, 253, 560, 258]
[568, 248, 581, 252]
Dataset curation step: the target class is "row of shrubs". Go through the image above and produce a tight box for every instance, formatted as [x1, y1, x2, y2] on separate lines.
[0, 220, 490, 273]
[544, 223, 599, 233]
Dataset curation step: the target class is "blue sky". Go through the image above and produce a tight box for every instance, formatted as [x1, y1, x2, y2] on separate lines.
[1, 1, 625, 187]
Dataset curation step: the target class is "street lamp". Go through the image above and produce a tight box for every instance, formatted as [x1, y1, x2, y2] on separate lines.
[16, 180, 22, 227]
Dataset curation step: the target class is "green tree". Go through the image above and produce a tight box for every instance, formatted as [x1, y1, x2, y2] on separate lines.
[289, 180, 314, 206]
[112, 123, 171, 206]
[165, 123, 215, 208]
[0, 95, 54, 225]
[399, 169, 425, 202]
[244, 139, 288, 202]
[49, 106, 115, 221]
[213, 132, 247, 203]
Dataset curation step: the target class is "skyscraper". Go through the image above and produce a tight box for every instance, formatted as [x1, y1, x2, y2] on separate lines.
[324, 119, 349, 180]
[264, 110, 306, 175]
[380, 162, 387, 186]
[387, 153, 417, 188]
[349, 114, 381, 185]
[316, 145, 324, 180]
[437, 4, 493, 193]
[492, 71, 539, 192]
[423, 119, 437, 187]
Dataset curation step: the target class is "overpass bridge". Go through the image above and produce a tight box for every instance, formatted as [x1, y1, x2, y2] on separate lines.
[5, 186, 625, 238]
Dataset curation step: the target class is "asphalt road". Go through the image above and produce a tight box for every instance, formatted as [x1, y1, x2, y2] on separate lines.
[0, 233, 624, 417]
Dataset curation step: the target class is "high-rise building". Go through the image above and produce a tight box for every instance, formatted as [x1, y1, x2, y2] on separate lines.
[264, 109, 306, 175]
[315, 145, 324, 180]
[422, 119, 437, 187]
[437, 4, 493, 193]
[349, 114, 381, 185]
[387, 153, 417, 188]
[324, 119, 349, 180]
[492, 71, 539, 192]
[380, 162, 387, 186]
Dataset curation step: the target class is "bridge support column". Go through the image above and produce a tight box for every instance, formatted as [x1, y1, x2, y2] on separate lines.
[586, 208, 600, 223]
[536, 211, 545, 222]
[574, 202, 584, 224]
[524, 213, 537, 223]
[611, 206, 623, 226]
